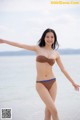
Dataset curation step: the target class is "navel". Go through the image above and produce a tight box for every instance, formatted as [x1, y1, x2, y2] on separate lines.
[45, 74, 47, 77]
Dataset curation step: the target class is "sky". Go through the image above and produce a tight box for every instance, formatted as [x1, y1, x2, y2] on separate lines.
[0, 0, 80, 51]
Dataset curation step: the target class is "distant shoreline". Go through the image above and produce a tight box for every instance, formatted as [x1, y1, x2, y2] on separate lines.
[0, 49, 80, 56]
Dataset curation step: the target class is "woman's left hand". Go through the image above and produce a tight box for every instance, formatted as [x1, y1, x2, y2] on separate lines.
[72, 83, 80, 91]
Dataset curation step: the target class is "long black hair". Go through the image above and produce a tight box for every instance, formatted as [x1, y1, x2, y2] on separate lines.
[38, 28, 59, 50]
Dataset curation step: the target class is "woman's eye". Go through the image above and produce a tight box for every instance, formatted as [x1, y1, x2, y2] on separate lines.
[51, 36, 53, 38]
[46, 36, 49, 38]
[46, 36, 54, 38]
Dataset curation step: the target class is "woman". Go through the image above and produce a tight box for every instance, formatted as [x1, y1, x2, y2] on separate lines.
[0, 28, 80, 120]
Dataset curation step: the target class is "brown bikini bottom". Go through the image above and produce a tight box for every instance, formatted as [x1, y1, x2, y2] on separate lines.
[36, 78, 56, 91]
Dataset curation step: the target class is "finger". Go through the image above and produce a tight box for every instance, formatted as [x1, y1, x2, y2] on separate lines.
[75, 87, 79, 91]
[75, 88, 79, 91]
[77, 87, 79, 91]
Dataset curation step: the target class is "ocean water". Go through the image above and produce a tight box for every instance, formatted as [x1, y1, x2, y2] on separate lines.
[0, 55, 80, 120]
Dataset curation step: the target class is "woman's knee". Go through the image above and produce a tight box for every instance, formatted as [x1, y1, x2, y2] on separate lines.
[45, 107, 51, 115]
[48, 104, 58, 115]
[45, 107, 51, 120]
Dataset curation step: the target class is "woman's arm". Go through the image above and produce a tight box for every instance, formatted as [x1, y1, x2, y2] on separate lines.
[56, 51, 80, 91]
[0, 39, 37, 52]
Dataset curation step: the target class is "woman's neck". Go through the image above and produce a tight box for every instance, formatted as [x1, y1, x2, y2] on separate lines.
[44, 45, 52, 50]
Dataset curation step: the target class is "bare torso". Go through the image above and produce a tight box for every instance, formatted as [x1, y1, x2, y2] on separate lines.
[36, 46, 58, 81]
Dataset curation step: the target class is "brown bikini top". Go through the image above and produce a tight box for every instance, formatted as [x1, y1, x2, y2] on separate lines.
[36, 55, 55, 66]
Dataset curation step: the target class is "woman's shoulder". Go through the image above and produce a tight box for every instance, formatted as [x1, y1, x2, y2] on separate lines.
[53, 49, 60, 59]
[35, 45, 41, 50]
[34, 45, 42, 53]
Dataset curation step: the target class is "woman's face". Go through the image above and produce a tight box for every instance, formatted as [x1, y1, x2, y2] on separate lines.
[44, 32, 55, 46]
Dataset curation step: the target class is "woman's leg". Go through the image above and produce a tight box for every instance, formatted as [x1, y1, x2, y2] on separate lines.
[44, 81, 58, 120]
[49, 81, 59, 120]
[36, 82, 59, 120]
[44, 107, 51, 120]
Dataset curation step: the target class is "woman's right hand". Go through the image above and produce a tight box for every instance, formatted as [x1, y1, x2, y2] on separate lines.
[0, 39, 5, 43]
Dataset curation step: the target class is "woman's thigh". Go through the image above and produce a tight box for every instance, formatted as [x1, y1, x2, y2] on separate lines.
[49, 81, 57, 102]
[36, 83, 55, 109]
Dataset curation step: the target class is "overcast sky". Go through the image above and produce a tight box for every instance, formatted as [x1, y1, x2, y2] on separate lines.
[0, 0, 80, 51]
